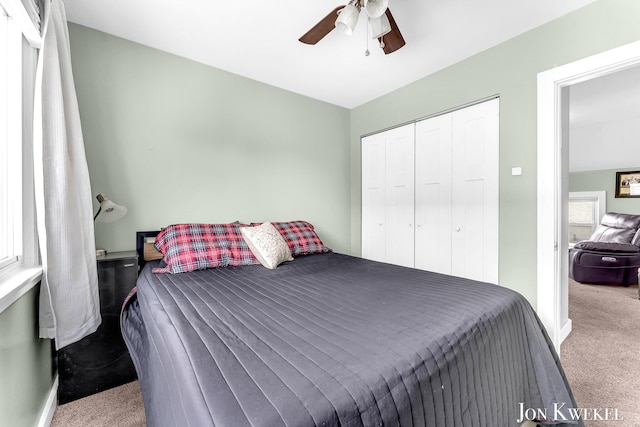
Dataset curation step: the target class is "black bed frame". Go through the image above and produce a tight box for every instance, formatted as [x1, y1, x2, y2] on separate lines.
[135, 230, 161, 271]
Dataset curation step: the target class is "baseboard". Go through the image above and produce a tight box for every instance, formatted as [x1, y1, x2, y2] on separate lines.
[559, 318, 573, 344]
[37, 374, 58, 427]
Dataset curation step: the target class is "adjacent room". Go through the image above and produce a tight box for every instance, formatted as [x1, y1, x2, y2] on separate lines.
[561, 65, 640, 424]
[2, 0, 640, 426]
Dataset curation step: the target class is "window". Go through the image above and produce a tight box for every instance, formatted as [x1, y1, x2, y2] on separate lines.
[568, 191, 606, 246]
[0, 7, 23, 270]
[0, 0, 41, 313]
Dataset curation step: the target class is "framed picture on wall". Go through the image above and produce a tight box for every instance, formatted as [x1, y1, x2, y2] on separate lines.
[615, 171, 640, 198]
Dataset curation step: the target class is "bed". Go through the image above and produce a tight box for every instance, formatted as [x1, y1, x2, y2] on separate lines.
[121, 222, 581, 427]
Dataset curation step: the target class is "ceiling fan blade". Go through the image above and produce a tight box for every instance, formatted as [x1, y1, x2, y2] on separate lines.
[299, 6, 344, 45]
[379, 8, 405, 54]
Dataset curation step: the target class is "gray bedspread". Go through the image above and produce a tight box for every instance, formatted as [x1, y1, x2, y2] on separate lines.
[121, 253, 581, 427]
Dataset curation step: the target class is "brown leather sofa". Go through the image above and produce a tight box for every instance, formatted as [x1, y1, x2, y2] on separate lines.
[569, 212, 640, 287]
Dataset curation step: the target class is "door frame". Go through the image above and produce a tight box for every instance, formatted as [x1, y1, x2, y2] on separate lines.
[537, 39, 640, 352]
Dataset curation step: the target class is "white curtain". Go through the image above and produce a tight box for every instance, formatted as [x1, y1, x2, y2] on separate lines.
[34, 0, 100, 349]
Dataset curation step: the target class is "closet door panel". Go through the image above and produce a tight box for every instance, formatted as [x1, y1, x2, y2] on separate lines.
[415, 115, 452, 273]
[361, 133, 386, 262]
[385, 124, 415, 267]
[455, 180, 485, 279]
[451, 98, 499, 283]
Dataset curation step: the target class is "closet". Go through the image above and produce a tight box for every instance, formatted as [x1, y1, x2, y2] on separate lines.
[361, 98, 499, 283]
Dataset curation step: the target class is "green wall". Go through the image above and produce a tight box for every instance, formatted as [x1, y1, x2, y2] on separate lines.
[68, 23, 352, 255]
[0, 286, 53, 427]
[350, 0, 640, 305]
[570, 167, 640, 215]
[68, 0, 640, 307]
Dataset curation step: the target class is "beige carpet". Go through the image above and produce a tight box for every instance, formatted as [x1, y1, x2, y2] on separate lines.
[51, 380, 145, 427]
[561, 279, 640, 427]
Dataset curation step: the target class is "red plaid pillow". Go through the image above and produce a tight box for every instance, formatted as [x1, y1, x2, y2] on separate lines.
[153, 223, 259, 274]
[226, 224, 261, 267]
[252, 220, 331, 256]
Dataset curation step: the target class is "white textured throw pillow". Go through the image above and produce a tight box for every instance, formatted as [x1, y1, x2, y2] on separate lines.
[241, 222, 293, 269]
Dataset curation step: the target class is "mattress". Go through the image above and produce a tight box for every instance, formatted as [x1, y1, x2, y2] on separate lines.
[121, 252, 581, 426]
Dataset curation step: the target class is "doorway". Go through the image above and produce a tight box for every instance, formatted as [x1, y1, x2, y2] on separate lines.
[537, 39, 640, 353]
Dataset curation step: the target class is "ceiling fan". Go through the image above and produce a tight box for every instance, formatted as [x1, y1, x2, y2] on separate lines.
[299, 0, 406, 55]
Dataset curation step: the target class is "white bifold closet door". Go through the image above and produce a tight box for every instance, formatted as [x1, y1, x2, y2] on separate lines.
[450, 99, 499, 283]
[361, 131, 387, 263]
[384, 124, 415, 268]
[362, 98, 499, 284]
[362, 123, 415, 267]
[414, 113, 453, 274]
[415, 98, 499, 283]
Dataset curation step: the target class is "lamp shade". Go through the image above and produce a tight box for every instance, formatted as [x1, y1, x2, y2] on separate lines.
[335, 3, 360, 35]
[94, 193, 127, 223]
[363, 0, 388, 19]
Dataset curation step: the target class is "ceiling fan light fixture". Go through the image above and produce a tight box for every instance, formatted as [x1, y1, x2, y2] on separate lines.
[363, 0, 388, 19]
[368, 14, 391, 39]
[335, 1, 360, 36]
[298, 1, 404, 54]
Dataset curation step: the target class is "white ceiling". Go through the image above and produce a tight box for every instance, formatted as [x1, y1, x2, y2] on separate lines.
[569, 65, 640, 172]
[62, 0, 597, 109]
